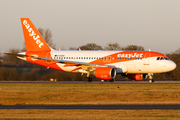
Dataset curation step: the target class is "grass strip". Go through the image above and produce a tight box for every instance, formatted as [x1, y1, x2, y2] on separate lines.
[0, 110, 180, 119]
[0, 83, 180, 105]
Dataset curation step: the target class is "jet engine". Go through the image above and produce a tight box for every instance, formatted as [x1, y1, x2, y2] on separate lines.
[94, 67, 116, 80]
[127, 74, 147, 81]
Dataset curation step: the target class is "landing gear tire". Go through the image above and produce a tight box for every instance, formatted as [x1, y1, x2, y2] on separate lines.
[110, 79, 114, 82]
[88, 77, 92, 82]
[148, 79, 154, 83]
[84, 77, 92, 82]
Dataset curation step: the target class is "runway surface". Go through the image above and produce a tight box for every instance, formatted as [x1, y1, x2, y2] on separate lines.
[1, 105, 180, 110]
[0, 81, 180, 84]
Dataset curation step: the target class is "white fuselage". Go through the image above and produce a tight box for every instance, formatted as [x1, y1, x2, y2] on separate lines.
[47, 50, 176, 74]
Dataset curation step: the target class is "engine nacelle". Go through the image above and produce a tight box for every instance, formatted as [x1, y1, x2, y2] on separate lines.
[127, 74, 146, 81]
[94, 67, 116, 80]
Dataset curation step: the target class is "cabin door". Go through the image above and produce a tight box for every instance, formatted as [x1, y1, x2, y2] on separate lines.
[144, 53, 151, 65]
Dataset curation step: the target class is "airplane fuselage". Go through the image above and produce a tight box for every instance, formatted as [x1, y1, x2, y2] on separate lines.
[19, 50, 176, 75]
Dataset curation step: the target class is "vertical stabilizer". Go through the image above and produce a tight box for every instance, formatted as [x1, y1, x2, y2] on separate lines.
[21, 18, 52, 52]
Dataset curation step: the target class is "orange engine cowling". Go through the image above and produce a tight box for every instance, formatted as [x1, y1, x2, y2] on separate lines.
[94, 67, 116, 80]
[127, 74, 145, 81]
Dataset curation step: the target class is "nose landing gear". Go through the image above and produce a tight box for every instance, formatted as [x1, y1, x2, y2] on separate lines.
[147, 73, 154, 83]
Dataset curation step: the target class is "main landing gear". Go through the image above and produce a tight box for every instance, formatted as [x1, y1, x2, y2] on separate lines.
[84, 77, 92, 82]
[82, 72, 92, 82]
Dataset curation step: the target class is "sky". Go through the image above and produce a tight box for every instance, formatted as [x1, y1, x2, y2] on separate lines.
[0, 0, 180, 54]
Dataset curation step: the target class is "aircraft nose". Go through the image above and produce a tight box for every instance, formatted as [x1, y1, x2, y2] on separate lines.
[167, 61, 177, 71]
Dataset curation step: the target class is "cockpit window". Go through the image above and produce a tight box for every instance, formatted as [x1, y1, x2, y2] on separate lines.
[157, 57, 169, 60]
[160, 57, 164, 60]
[164, 57, 169, 60]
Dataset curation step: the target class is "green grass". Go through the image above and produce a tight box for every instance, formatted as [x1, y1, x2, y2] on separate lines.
[0, 83, 180, 105]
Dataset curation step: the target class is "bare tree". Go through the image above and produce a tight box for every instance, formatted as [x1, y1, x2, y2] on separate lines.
[78, 43, 103, 50]
[174, 47, 180, 54]
[21, 42, 26, 52]
[105, 42, 121, 50]
[122, 45, 144, 51]
[4, 48, 21, 65]
[69, 47, 77, 50]
[38, 28, 56, 49]
[21, 28, 56, 51]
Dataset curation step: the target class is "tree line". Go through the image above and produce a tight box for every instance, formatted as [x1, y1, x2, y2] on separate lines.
[0, 28, 179, 81]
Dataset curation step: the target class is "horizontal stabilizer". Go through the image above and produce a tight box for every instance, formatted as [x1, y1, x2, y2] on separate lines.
[4, 53, 28, 57]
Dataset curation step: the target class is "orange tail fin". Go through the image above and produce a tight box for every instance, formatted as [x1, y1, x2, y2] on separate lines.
[21, 18, 52, 52]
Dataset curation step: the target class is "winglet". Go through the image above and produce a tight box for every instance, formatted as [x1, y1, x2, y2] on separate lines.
[21, 18, 52, 52]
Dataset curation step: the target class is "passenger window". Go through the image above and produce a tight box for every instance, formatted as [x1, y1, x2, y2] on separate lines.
[157, 57, 160, 60]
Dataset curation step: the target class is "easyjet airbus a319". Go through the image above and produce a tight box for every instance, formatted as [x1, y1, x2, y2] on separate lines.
[5, 18, 177, 82]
